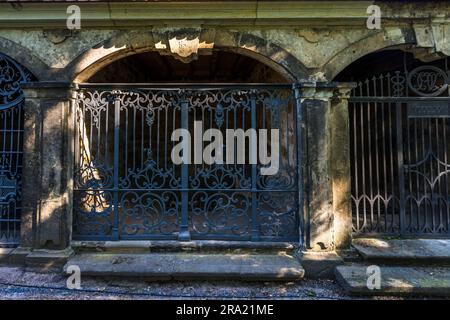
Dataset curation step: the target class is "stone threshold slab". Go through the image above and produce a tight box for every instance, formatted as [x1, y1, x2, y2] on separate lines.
[0, 248, 14, 263]
[335, 264, 450, 296]
[2, 247, 75, 271]
[72, 240, 297, 254]
[353, 238, 450, 263]
[64, 253, 304, 281]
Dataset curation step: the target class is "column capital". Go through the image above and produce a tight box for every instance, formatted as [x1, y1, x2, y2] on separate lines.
[21, 82, 77, 99]
[297, 82, 356, 102]
[332, 82, 357, 102]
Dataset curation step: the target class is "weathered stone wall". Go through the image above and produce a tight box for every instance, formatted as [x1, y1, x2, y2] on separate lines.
[21, 83, 75, 250]
[1, 21, 449, 83]
[1, 0, 449, 253]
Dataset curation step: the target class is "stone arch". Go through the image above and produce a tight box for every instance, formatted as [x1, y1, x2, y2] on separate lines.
[321, 30, 416, 81]
[0, 36, 49, 81]
[62, 29, 309, 83]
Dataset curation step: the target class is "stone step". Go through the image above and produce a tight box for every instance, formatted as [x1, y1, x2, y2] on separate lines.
[0, 248, 14, 264]
[71, 240, 296, 254]
[63, 252, 305, 281]
[335, 264, 450, 296]
[352, 238, 450, 264]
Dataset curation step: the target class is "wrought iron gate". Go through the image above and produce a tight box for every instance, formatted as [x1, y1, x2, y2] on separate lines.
[350, 62, 450, 237]
[73, 84, 302, 242]
[0, 53, 33, 247]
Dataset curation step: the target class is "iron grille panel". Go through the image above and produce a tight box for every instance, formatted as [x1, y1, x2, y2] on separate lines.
[0, 53, 33, 247]
[350, 62, 450, 237]
[73, 85, 301, 242]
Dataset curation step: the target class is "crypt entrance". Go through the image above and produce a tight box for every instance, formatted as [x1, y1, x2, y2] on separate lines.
[336, 50, 450, 238]
[72, 51, 302, 242]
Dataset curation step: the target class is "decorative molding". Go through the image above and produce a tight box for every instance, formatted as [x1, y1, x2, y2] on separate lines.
[2, 1, 444, 28]
[152, 28, 215, 63]
[43, 29, 74, 44]
[332, 84, 356, 103]
[413, 23, 450, 60]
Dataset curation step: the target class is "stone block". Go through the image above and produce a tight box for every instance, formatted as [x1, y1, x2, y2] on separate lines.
[25, 248, 74, 272]
[353, 238, 450, 264]
[64, 252, 305, 281]
[336, 264, 450, 297]
[301, 251, 344, 279]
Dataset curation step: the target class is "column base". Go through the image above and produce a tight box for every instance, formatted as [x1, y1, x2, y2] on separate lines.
[300, 251, 344, 279]
[2, 246, 74, 271]
[178, 230, 192, 241]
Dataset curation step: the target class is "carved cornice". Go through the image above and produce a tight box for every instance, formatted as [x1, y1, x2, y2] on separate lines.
[1, 1, 449, 28]
[413, 23, 450, 60]
[297, 82, 356, 103]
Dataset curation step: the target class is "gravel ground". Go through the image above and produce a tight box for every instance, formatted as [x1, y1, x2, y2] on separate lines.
[0, 266, 355, 300]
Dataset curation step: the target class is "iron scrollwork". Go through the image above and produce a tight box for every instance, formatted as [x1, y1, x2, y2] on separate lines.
[0, 53, 32, 110]
[407, 66, 449, 97]
[0, 53, 33, 247]
[73, 85, 301, 242]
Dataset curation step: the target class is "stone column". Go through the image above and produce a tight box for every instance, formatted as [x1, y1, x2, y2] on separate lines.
[20, 82, 76, 251]
[299, 83, 354, 279]
[301, 83, 355, 252]
[330, 86, 354, 250]
[301, 84, 334, 252]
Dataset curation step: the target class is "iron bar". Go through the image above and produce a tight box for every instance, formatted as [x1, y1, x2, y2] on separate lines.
[293, 84, 305, 248]
[179, 95, 191, 241]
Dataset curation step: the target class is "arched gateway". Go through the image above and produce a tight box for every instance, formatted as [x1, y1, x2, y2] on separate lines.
[337, 50, 450, 237]
[0, 53, 35, 247]
[72, 51, 303, 242]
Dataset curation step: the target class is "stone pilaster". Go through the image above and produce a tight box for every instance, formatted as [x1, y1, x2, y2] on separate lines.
[20, 82, 76, 250]
[301, 84, 334, 251]
[301, 83, 355, 251]
[330, 85, 355, 250]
